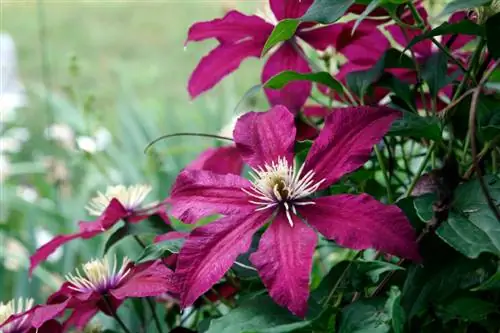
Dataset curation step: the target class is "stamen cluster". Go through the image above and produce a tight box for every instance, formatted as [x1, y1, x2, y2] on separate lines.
[85, 184, 156, 216]
[0, 298, 33, 333]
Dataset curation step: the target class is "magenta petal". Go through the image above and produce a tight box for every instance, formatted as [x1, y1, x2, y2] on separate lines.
[186, 146, 244, 175]
[270, 0, 313, 20]
[170, 169, 254, 223]
[304, 106, 400, 188]
[188, 39, 264, 99]
[187, 10, 272, 43]
[250, 214, 317, 317]
[233, 105, 296, 168]
[444, 11, 475, 50]
[31, 301, 70, 328]
[154, 231, 187, 243]
[29, 230, 100, 275]
[78, 198, 128, 233]
[262, 43, 312, 113]
[176, 211, 270, 307]
[300, 195, 421, 261]
[63, 306, 98, 330]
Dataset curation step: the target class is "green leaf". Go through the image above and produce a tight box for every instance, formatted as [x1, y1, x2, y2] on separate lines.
[435, 296, 497, 322]
[205, 295, 310, 333]
[385, 287, 405, 333]
[301, 0, 355, 24]
[439, 0, 492, 17]
[262, 19, 300, 56]
[405, 21, 485, 51]
[264, 71, 343, 94]
[352, 0, 382, 32]
[388, 112, 441, 140]
[103, 215, 174, 254]
[339, 299, 391, 333]
[135, 238, 184, 263]
[421, 52, 450, 97]
[349, 260, 404, 290]
[472, 268, 500, 290]
[486, 13, 500, 59]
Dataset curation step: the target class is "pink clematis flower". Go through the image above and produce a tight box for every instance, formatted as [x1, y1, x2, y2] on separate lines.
[170, 105, 420, 316]
[0, 298, 64, 333]
[187, 0, 388, 112]
[30, 185, 168, 275]
[34, 257, 177, 330]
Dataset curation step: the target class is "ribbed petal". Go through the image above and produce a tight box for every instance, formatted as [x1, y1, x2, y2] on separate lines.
[170, 169, 254, 223]
[78, 198, 128, 232]
[188, 39, 265, 98]
[233, 105, 296, 168]
[63, 306, 98, 330]
[270, 0, 313, 20]
[186, 146, 244, 175]
[176, 211, 270, 307]
[250, 213, 317, 317]
[299, 195, 421, 261]
[262, 43, 312, 113]
[304, 106, 400, 188]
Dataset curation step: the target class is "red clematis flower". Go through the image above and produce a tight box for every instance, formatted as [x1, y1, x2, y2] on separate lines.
[0, 299, 64, 333]
[169, 105, 420, 316]
[31, 257, 177, 330]
[30, 185, 169, 275]
[187, 0, 389, 112]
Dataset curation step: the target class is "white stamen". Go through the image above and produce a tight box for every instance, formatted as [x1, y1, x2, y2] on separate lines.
[85, 184, 157, 216]
[0, 298, 34, 332]
[243, 157, 324, 228]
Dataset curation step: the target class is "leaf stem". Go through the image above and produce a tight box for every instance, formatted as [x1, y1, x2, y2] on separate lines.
[404, 141, 436, 197]
[374, 144, 394, 203]
[102, 296, 132, 333]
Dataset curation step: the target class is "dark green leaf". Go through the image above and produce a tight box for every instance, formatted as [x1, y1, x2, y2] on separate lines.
[406, 21, 484, 51]
[436, 296, 497, 322]
[473, 269, 500, 290]
[339, 299, 391, 333]
[301, 0, 355, 24]
[262, 19, 300, 56]
[352, 0, 382, 32]
[439, 0, 492, 17]
[349, 260, 403, 290]
[135, 238, 184, 263]
[388, 112, 441, 140]
[103, 215, 174, 254]
[385, 287, 405, 333]
[264, 71, 343, 94]
[378, 74, 416, 111]
[422, 52, 450, 97]
[205, 295, 310, 333]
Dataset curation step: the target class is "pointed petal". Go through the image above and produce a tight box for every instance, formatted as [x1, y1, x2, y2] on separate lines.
[270, 0, 313, 20]
[186, 146, 244, 175]
[300, 195, 421, 261]
[176, 211, 270, 307]
[31, 301, 70, 328]
[63, 306, 99, 330]
[304, 106, 400, 188]
[78, 198, 128, 233]
[170, 169, 254, 223]
[187, 10, 272, 43]
[262, 43, 312, 113]
[233, 105, 296, 168]
[250, 214, 317, 317]
[29, 230, 100, 275]
[189, 39, 264, 98]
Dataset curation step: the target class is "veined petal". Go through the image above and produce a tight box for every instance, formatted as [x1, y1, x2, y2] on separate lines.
[270, 0, 313, 20]
[304, 106, 400, 188]
[63, 306, 98, 330]
[31, 301, 70, 328]
[186, 146, 244, 175]
[29, 230, 100, 276]
[250, 213, 317, 317]
[176, 211, 270, 307]
[170, 169, 254, 223]
[262, 43, 312, 113]
[188, 39, 264, 99]
[78, 198, 128, 233]
[299, 195, 421, 261]
[187, 10, 273, 43]
[233, 105, 296, 168]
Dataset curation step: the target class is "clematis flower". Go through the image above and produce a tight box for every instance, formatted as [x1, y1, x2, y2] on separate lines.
[38, 256, 177, 330]
[170, 105, 420, 316]
[187, 0, 388, 112]
[0, 298, 64, 333]
[30, 184, 168, 275]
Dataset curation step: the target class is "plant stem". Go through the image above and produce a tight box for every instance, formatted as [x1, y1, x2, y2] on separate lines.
[374, 145, 394, 203]
[404, 142, 436, 197]
[323, 260, 355, 307]
[102, 296, 132, 333]
[451, 38, 486, 102]
[145, 297, 163, 333]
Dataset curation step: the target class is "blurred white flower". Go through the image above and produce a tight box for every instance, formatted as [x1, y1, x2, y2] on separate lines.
[218, 113, 242, 140]
[16, 185, 38, 203]
[3, 238, 28, 271]
[44, 123, 75, 150]
[5, 127, 30, 142]
[0, 154, 10, 182]
[77, 135, 98, 153]
[35, 228, 63, 262]
[0, 136, 21, 153]
[76, 127, 112, 153]
[0, 33, 26, 118]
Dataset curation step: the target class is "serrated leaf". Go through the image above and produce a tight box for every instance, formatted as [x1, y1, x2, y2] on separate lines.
[264, 71, 343, 94]
[262, 19, 300, 56]
[301, 0, 356, 24]
[439, 0, 492, 17]
[339, 299, 391, 333]
[205, 295, 310, 333]
[388, 112, 441, 140]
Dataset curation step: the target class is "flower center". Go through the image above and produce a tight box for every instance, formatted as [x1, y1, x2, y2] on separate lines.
[0, 298, 33, 333]
[85, 184, 157, 216]
[66, 256, 131, 294]
[243, 157, 324, 227]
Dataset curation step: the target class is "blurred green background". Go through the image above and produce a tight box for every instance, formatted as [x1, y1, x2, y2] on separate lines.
[1, 0, 266, 313]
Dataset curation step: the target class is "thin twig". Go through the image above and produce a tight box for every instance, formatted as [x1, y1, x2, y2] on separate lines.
[374, 144, 394, 203]
[102, 296, 132, 333]
[144, 132, 234, 153]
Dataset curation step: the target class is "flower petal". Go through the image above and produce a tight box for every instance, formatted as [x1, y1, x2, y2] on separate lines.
[63, 306, 99, 330]
[262, 43, 312, 113]
[29, 230, 100, 276]
[186, 146, 244, 175]
[299, 195, 421, 261]
[187, 10, 272, 43]
[385, 7, 431, 57]
[250, 213, 317, 317]
[154, 231, 187, 243]
[78, 198, 128, 233]
[270, 0, 313, 20]
[176, 211, 270, 307]
[170, 169, 254, 223]
[31, 301, 70, 328]
[304, 106, 400, 188]
[233, 105, 296, 168]
[188, 39, 265, 99]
